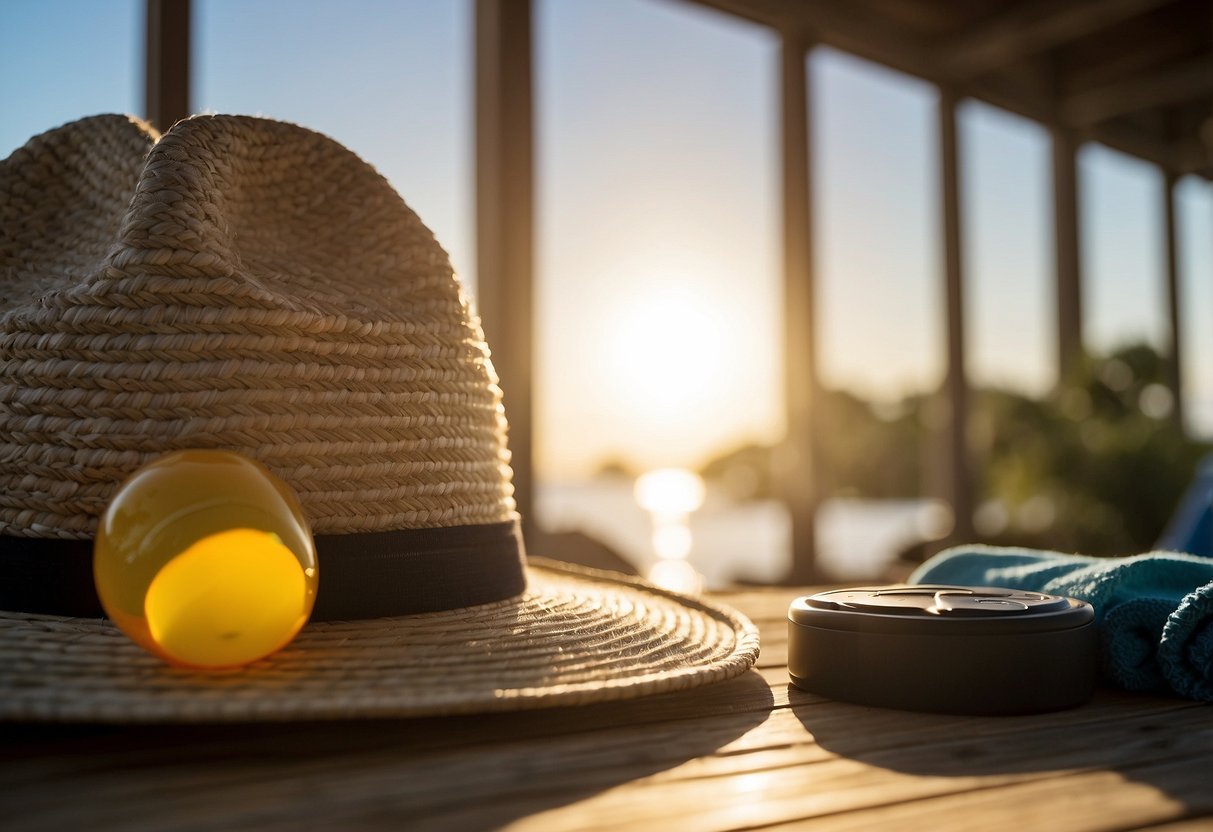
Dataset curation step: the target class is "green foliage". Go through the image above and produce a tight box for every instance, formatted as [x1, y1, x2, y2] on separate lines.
[699, 343, 1208, 555]
[700, 388, 930, 501]
[814, 388, 930, 499]
[975, 343, 1207, 554]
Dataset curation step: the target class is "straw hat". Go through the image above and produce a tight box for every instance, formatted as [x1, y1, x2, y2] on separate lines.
[0, 114, 759, 722]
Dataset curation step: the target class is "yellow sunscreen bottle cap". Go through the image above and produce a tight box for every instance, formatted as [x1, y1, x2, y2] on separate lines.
[93, 449, 318, 669]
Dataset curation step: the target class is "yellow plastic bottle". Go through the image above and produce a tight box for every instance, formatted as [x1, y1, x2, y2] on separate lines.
[94, 449, 318, 669]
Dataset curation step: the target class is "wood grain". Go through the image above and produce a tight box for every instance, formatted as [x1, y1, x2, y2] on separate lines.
[1, 588, 1209, 832]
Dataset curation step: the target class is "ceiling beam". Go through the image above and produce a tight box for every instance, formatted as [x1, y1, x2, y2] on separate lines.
[675, 0, 790, 30]
[688, 0, 944, 75]
[1063, 55, 1213, 125]
[1173, 138, 1213, 175]
[976, 85, 1197, 174]
[942, 0, 1176, 76]
[1061, 26, 1192, 95]
[1078, 125, 1211, 176]
[678, 0, 1211, 179]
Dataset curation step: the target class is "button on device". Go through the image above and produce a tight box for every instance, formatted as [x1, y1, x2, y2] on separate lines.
[788, 584, 1097, 714]
[807, 585, 1072, 617]
[926, 588, 1071, 616]
[934, 595, 1031, 614]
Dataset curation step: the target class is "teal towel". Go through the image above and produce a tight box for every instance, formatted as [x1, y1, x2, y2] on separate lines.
[910, 547, 1213, 702]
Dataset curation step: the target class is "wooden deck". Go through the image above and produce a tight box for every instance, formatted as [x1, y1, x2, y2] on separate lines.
[3, 587, 1211, 830]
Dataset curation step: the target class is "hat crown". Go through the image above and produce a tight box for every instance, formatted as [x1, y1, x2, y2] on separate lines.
[0, 114, 515, 539]
[0, 115, 153, 314]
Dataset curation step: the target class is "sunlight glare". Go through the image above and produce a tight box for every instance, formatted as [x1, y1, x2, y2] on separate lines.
[539, 241, 781, 478]
[647, 559, 703, 595]
[652, 522, 693, 560]
[603, 283, 726, 420]
[634, 468, 706, 517]
[636, 468, 705, 592]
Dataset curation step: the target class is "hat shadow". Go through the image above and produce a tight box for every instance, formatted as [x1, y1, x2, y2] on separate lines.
[3, 670, 773, 829]
[788, 684, 1210, 813]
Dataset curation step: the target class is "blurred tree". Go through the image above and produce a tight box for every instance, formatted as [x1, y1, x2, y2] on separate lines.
[701, 388, 928, 501]
[974, 343, 1207, 554]
[814, 388, 927, 498]
[700, 343, 1208, 556]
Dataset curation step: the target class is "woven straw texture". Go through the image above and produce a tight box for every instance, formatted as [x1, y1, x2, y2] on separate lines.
[0, 559, 760, 722]
[0, 114, 760, 721]
[0, 114, 514, 539]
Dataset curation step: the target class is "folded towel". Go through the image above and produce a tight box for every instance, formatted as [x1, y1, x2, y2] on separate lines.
[1100, 597, 1171, 693]
[910, 547, 1213, 701]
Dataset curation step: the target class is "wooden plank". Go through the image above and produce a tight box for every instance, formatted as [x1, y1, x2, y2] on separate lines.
[938, 88, 974, 541]
[480, 707, 1213, 831]
[1163, 170, 1184, 429]
[1136, 820, 1213, 831]
[1061, 22, 1195, 97]
[2, 642, 1196, 826]
[0, 673, 781, 779]
[781, 0, 944, 82]
[687, 1, 1211, 182]
[1063, 55, 1213, 126]
[941, 0, 1176, 77]
[2, 589, 1207, 832]
[17, 598, 1181, 783]
[144, 0, 191, 131]
[1053, 126, 1084, 380]
[6, 687, 1200, 831]
[475, 0, 536, 537]
[767, 757, 1213, 832]
[715, 587, 821, 620]
[779, 31, 822, 582]
[676, 0, 788, 29]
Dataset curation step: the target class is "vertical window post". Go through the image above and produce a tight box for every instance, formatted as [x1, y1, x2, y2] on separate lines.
[780, 30, 821, 583]
[476, 0, 535, 538]
[1052, 127, 1083, 383]
[939, 88, 974, 543]
[145, 0, 191, 132]
[1163, 169, 1184, 430]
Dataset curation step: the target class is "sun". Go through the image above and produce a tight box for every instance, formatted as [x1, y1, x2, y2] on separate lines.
[603, 284, 725, 420]
[537, 244, 782, 479]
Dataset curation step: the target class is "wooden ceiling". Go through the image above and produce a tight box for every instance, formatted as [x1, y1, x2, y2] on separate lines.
[685, 0, 1213, 179]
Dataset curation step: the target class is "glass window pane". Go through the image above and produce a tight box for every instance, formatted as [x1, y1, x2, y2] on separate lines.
[1079, 144, 1167, 356]
[195, 0, 475, 287]
[1, 0, 141, 157]
[810, 49, 953, 577]
[536, 0, 782, 585]
[959, 101, 1052, 395]
[812, 48, 942, 401]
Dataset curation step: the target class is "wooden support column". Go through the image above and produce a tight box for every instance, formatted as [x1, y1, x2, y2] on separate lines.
[1052, 127, 1084, 382]
[476, 0, 535, 540]
[144, 0, 191, 131]
[780, 32, 822, 583]
[1163, 170, 1184, 431]
[939, 89, 974, 542]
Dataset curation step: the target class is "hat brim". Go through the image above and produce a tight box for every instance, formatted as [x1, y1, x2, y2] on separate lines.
[0, 558, 759, 722]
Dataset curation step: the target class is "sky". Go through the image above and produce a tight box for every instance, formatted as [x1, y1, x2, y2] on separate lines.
[2, 0, 1211, 479]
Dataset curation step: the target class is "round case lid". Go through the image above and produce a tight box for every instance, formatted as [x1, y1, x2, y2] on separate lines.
[787, 585, 1097, 714]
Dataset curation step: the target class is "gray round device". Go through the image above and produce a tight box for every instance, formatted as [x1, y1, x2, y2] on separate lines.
[788, 585, 1097, 714]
